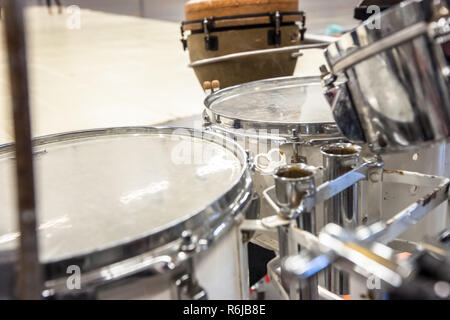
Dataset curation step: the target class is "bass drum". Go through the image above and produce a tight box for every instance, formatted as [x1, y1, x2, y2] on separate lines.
[0, 127, 255, 300]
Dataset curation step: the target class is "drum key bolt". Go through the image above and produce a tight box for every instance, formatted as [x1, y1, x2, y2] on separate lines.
[180, 230, 197, 252]
[202, 18, 218, 51]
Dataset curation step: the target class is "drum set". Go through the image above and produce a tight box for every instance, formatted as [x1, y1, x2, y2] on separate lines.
[1, 0, 450, 300]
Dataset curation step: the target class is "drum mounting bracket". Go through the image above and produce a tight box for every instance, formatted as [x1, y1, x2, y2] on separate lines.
[268, 11, 282, 46]
[180, 25, 187, 51]
[173, 255, 208, 300]
[203, 18, 218, 51]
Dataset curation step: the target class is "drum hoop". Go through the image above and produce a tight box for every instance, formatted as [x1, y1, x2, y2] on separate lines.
[330, 22, 428, 73]
[181, 11, 305, 32]
[0, 126, 254, 283]
[325, 0, 429, 69]
[204, 76, 340, 137]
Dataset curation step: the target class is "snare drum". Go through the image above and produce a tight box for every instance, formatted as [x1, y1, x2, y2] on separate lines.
[0, 127, 255, 300]
[181, 0, 306, 88]
[323, 0, 450, 154]
[203, 76, 343, 249]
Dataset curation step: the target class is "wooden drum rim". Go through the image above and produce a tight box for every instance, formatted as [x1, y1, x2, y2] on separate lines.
[183, 0, 303, 31]
[182, 11, 304, 32]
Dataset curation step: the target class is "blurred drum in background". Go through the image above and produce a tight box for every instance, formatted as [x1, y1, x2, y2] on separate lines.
[181, 0, 307, 88]
[322, 0, 450, 154]
[0, 127, 256, 299]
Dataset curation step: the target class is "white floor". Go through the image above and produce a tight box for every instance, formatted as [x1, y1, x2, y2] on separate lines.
[0, 7, 206, 143]
[0, 6, 328, 144]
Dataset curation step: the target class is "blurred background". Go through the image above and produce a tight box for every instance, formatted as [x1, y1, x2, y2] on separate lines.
[0, 0, 361, 144]
[27, 0, 360, 31]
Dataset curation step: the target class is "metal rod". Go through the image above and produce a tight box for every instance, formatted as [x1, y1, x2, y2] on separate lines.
[318, 285, 344, 300]
[188, 43, 330, 68]
[303, 33, 338, 45]
[3, 0, 42, 299]
[305, 161, 371, 212]
[282, 170, 449, 293]
[273, 164, 319, 300]
[321, 143, 361, 295]
[297, 207, 318, 300]
[322, 143, 361, 234]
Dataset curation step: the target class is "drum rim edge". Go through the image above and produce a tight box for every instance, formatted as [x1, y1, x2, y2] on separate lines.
[324, 0, 427, 68]
[0, 126, 254, 283]
[203, 76, 340, 136]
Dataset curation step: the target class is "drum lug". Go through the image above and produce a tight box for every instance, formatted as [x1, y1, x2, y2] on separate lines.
[202, 110, 212, 127]
[173, 231, 208, 300]
[320, 65, 337, 90]
[174, 272, 208, 300]
[245, 150, 256, 173]
[203, 18, 218, 51]
[299, 15, 307, 42]
[241, 192, 261, 243]
[180, 230, 197, 252]
[268, 11, 282, 46]
[180, 25, 187, 51]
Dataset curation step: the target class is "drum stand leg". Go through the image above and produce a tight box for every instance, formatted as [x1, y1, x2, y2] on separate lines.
[278, 224, 299, 299]
[272, 163, 319, 300]
[297, 209, 319, 300]
[277, 209, 319, 300]
[322, 144, 361, 297]
[238, 226, 251, 300]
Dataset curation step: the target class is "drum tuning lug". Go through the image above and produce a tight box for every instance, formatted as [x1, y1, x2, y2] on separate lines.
[245, 150, 256, 172]
[203, 18, 218, 51]
[211, 80, 220, 92]
[268, 11, 282, 46]
[299, 15, 307, 42]
[202, 112, 211, 126]
[291, 129, 299, 141]
[320, 65, 337, 88]
[180, 25, 187, 51]
[181, 38, 187, 51]
[174, 273, 208, 300]
[202, 81, 212, 95]
[174, 255, 208, 300]
[180, 230, 197, 252]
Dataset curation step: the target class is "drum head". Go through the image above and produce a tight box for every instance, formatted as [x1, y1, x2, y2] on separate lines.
[0, 128, 245, 263]
[204, 76, 338, 136]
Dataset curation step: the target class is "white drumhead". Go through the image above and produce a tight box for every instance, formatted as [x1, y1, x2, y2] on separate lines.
[0, 131, 242, 262]
[205, 76, 335, 124]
